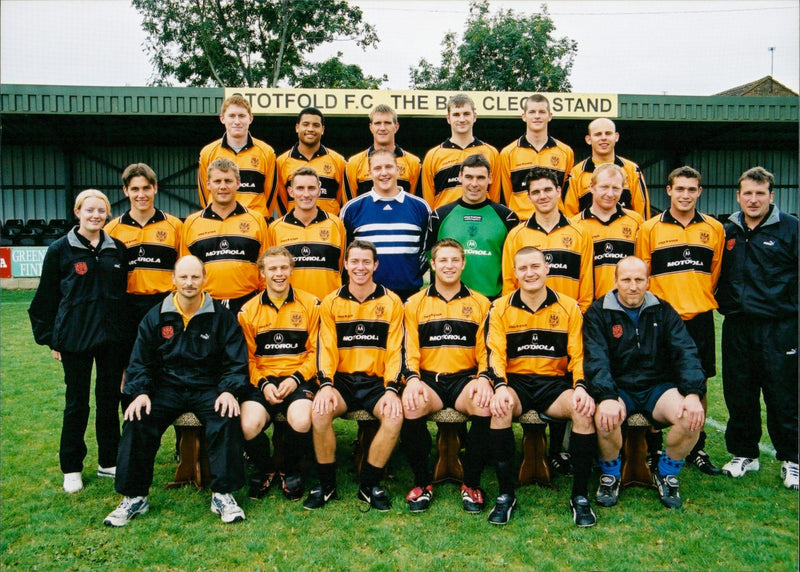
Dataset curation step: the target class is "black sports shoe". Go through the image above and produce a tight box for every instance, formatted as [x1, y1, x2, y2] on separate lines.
[460, 484, 486, 513]
[247, 472, 277, 499]
[405, 485, 433, 512]
[358, 485, 392, 512]
[687, 449, 722, 476]
[570, 495, 597, 527]
[596, 473, 620, 507]
[303, 484, 337, 510]
[487, 494, 517, 525]
[281, 474, 304, 501]
[652, 471, 682, 509]
[548, 452, 573, 475]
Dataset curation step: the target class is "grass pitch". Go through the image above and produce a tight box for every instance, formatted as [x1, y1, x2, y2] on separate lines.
[1, 288, 797, 571]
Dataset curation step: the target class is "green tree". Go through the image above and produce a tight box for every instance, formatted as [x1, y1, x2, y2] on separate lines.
[132, 0, 379, 87]
[410, 0, 577, 92]
[297, 53, 387, 89]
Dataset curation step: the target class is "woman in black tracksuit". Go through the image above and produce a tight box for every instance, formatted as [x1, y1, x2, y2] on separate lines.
[29, 189, 129, 493]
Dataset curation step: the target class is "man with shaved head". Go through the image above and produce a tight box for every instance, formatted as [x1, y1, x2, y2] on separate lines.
[562, 118, 650, 219]
[104, 255, 250, 526]
[583, 256, 706, 510]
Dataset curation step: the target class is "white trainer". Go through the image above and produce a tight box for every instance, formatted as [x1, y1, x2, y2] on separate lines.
[63, 472, 83, 493]
[104, 496, 149, 527]
[97, 466, 116, 478]
[210, 492, 245, 523]
[722, 457, 760, 478]
[781, 461, 799, 490]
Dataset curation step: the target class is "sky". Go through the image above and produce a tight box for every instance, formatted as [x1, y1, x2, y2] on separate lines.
[1, 0, 798, 96]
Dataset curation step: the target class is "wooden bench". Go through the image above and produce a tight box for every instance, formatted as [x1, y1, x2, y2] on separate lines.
[167, 413, 209, 489]
[341, 407, 470, 482]
[429, 408, 469, 484]
[517, 410, 553, 487]
[621, 413, 654, 488]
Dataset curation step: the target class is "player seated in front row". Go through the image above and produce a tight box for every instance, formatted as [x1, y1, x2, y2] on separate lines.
[303, 240, 405, 512]
[583, 256, 706, 510]
[237, 247, 319, 502]
[401, 238, 493, 513]
[484, 246, 598, 527]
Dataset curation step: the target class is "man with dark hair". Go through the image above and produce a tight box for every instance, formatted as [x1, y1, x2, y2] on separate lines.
[585, 256, 706, 509]
[502, 167, 593, 311]
[182, 158, 269, 314]
[422, 94, 501, 209]
[717, 166, 798, 490]
[269, 166, 346, 301]
[103, 255, 248, 526]
[636, 165, 725, 475]
[345, 104, 422, 200]
[570, 163, 643, 300]
[402, 238, 492, 513]
[484, 246, 597, 527]
[563, 118, 649, 220]
[238, 247, 319, 501]
[304, 239, 405, 512]
[499, 94, 574, 221]
[275, 107, 347, 216]
[340, 149, 430, 301]
[428, 154, 518, 299]
[106, 163, 183, 356]
[198, 94, 277, 219]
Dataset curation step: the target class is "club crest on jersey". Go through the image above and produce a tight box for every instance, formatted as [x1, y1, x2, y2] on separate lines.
[462, 305, 473, 319]
[156, 230, 167, 242]
[612, 324, 623, 338]
[700, 232, 709, 244]
[320, 229, 330, 240]
[549, 314, 560, 328]
[239, 222, 250, 233]
[74, 261, 88, 275]
[375, 305, 385, 319]
[562, 236, 573, 248]
[726, 238, 736, 251]
[550, 156, 560, 166]
[291, 312, 302, 326]
[398, 165, 406, 176]
[622, 226, 632, 238]
[323, 164, 333, 174]
[161, 325, 174, 339]
[250, 157, 259, 168]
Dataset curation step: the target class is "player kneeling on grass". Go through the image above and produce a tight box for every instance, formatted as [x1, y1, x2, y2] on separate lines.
[104, 256, 249, 526]
[484, 247, 598, 527]
[401, 239, 492, 513]
[583, 256, 706, 510]
[237, 247, 319, 501]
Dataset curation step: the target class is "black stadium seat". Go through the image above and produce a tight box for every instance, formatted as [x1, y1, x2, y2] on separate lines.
[3, 219, 24, 238]
[26, 219, 48, 237]
[47, 218, 72, 236]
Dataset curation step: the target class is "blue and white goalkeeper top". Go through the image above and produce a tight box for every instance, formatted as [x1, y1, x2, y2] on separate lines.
[340, 189, 431, 293]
